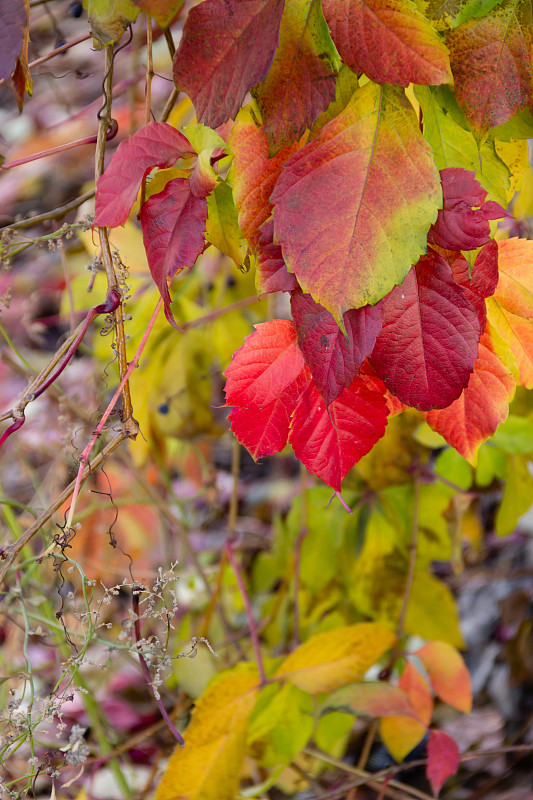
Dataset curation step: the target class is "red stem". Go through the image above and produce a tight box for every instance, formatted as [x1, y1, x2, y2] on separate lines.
[1, 120, 118, 170]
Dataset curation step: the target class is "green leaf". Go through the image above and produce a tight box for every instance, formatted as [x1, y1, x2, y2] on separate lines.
[492, 414, 533, 453]
[435, 448, 474, 489]
[206, 182, 248, 267]
[496, 453, 533, 536]
[475, 444, 508, 485]
[84, 0, 140, 46]
[248, 683, 314, 767]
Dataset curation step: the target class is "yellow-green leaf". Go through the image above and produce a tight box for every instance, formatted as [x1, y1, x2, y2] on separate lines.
[206, 182, 248, 267]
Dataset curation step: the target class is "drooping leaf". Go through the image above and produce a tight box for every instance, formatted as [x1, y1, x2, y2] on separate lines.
[290, 289, 383, 405]
[206, 181, 248, 267]
[380, 661, 433, 762]
[425, 328, 516, 464]
[288, 375, 389, 490]
[415, 641, 472, 713]
[493, 237, 533, 318]
[446, 0, 533, 135]
[94, 122, 194, 228]
[156, 670, 259, 800]
[227, 369, 310, 460]
[329, 682, 423, 719]
[256, 219, 299, 294]
[86, 0, 140, 47]
[322, 0, 451, 86]
[229, 105, 303, 248]
[274, 623, 396, 694]
[140, 179, 208, 326]
[131, 0, 183, 27]
[224, 319, 306, 408]
[272, 82, 442, 322]
[370, 250, 481, 411]
[487, 296, 533, 387]
[172, 0, 284, 128]
[427, 168, 508, 251]
[253, 0, 340, 152]
[426, 729, 460, 797]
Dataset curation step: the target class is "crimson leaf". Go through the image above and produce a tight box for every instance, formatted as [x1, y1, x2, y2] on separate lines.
[370, 249, 481, 410]
[291, 289, 383, 405]
[256, 219, 299, 294]
[95, 122, 194, 228]
[172, 0, 284, 128]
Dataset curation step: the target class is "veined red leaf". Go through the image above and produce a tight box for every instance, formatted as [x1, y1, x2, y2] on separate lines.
[425, 328, 516, 464]
[428, 168, 508, 251]
[229, 105, 303, 248]
[291, 289, 383, 406]
[224, 319, 305, 408]
[94, 122, 194, 228]
[446, 0, 533, 135]
[253, 0, 340, 152]
[494, 238, 533, 318]
[257, 219, 299, 294]
[227, 369, 311, 460]
[447, 241, 499, 329]
[323, 0, 452, 86]
[140, 179, 207, 327]
[271, 82, 442, 322]
[288, 376, 388, 491]
[426, 729, 460, 796]
[172, 0, 284, 128]
[360, 362, 408, 416]
[370, 250, 481, 411]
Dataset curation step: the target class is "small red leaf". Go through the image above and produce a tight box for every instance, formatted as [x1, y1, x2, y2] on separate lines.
[95, 122, 194, 228]
[172, 0, 284, 128]
[426, 729, 460, 796]
[256, 219, 299, 294]
[288, 376, 388, 491]
[228, 369, 310, 460]
[428, 168, 508, 251]
[224, 319, 306, 408]
[370, 249, 481, 411]
[140, 179, 207, 327]
[291, 289, 383, 405]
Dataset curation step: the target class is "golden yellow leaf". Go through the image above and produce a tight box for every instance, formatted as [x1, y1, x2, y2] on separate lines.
[156, 670, 259, 800]
[274, 623, 395, 694]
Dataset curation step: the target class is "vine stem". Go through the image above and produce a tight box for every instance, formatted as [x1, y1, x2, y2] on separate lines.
[225, 539, 267, 687]
[63, 299, 162, 535]
[145, 14, 153, 126]
[132, 587, 185, 747]
[0, 189, 95, 232]
[0, 122, 118, 170]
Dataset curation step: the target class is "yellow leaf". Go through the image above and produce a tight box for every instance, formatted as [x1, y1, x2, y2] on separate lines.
[406, 572, 464, 648]
[380, 661, 432, 761]
[156, 670, 259, 800]
[274, 623, 395, 694]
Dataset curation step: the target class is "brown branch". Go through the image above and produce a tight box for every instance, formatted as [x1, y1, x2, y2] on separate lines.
[0, 189, 95, 232]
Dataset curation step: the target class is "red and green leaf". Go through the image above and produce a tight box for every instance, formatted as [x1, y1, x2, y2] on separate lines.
[272, 82, 442, 322]
[322, 0, 451, 86]
[370, 249, 481, 411]
[172, 0, 284, 128]
[291, 289, 383, 405]
[252, 0, 340, 152]
[94, 122, 194, 228]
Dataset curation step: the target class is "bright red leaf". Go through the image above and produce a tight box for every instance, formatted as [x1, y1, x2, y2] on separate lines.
[447, 0, 533, 134]
[253, 0, 339, 152]
[172, 0, 284, 128]
[426, 729, 460, 796]
[256, 219, 299, 294]
[427, 168, 508, 251]
[271, 82, 442, 322]
[370, 250, 481, 411]
[291, 289, 383, 405]
[323, 0, 452, 87]
[94, 122, 194, 228]
[224, 319, 306, 408]
[288, 376, 388, 491]
[140, 179, 207, 327]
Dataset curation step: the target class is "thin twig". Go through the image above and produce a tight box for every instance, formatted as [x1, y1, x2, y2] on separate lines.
[0, 189, 95, 232]
[0, 34, 91, 88]
[145, 14, 153, 126]
[160, 87, 179, 122]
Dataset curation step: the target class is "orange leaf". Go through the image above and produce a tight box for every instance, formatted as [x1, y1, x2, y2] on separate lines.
[380, 661, 432, 761]
[415, 641, 472, 713]
[487, 297, 533, 388]
[494, 238, 533, 319]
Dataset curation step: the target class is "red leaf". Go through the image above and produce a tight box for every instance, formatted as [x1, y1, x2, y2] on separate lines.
[228, 369, 310, 460]
[224, 319, 306, 408]
[288, 376, 388, 491]
[425, 329, 516, 464]
[426, 730, 460, 796]
[140, 179, 207, 327]
[446, 0, 533, 134]
[323, 0, 451, 87]
[370, 250, 481, 411]
[291, 289, 383, 405]
[428, 168, 508, 251]
[95, 122, 194, 228]
[256, 219, 299, 294]
[172, 0, 284, 128]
